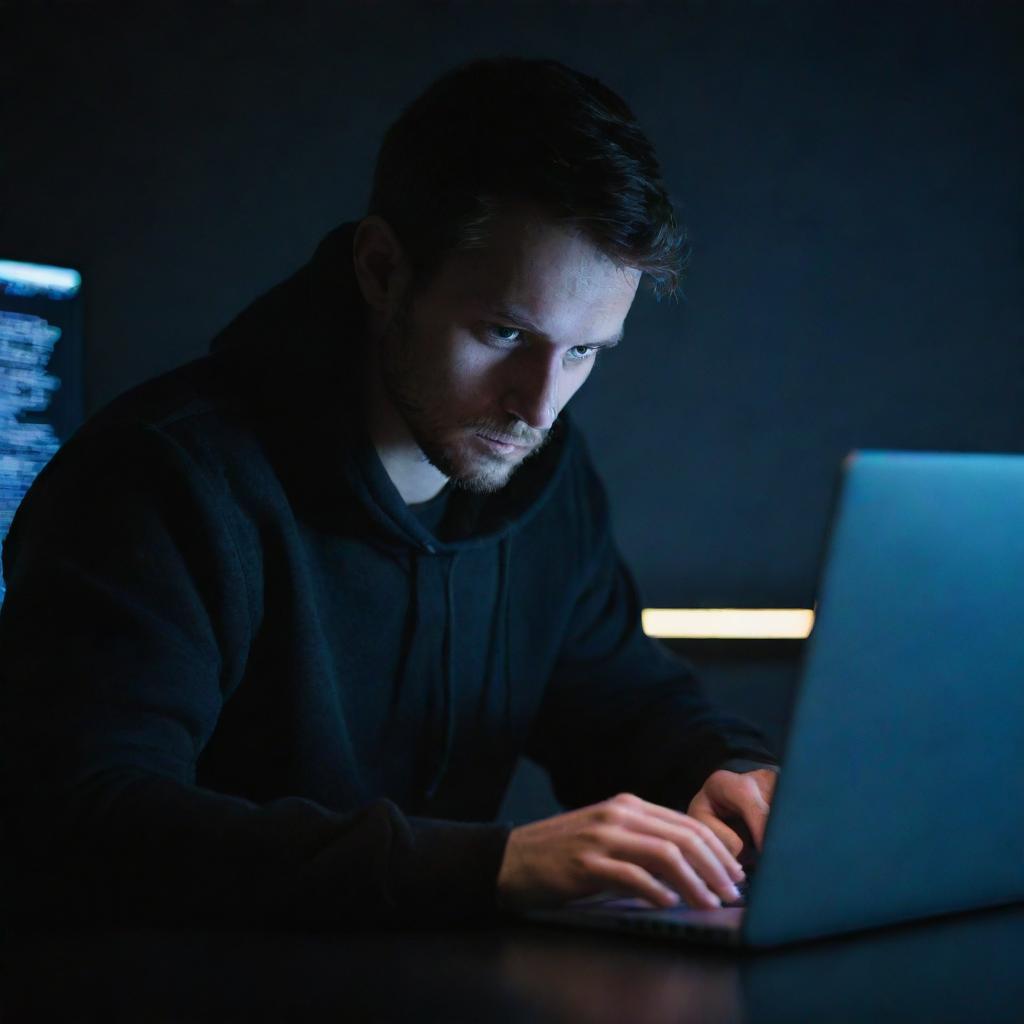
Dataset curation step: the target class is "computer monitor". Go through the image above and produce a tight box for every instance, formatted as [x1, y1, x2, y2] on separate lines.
[0, 259, 85, 602]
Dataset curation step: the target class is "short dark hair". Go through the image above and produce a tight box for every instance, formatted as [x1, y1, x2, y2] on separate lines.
[366, 57, 689, 300]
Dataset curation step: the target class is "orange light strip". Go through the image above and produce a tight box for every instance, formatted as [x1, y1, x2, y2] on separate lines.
[642, 608, 815, 640]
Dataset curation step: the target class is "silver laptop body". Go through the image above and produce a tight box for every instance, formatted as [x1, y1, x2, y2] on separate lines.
[527, 450, 1024, 947]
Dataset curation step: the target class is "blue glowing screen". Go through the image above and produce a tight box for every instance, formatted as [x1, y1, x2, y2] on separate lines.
[0, 260, 84, 603]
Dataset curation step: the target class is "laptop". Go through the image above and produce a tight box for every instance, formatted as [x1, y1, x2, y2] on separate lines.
[526, 450, 1024, 947]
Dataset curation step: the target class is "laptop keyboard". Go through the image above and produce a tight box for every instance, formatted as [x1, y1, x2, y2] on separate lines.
[725, 864, 757, 906]
[722, 882, 749, 908]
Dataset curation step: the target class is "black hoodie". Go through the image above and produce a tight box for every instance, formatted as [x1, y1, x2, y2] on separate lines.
[0, 223, 776, 928]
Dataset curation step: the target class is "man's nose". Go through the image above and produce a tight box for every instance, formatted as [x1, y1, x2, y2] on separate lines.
[503, 351, 562, 431]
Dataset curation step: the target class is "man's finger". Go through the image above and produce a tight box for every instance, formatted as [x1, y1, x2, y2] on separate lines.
[580, 853, 681, 909]
[618, 808, 745, 882]
[733, 779, 771, 851]
[697, 771, 776, 852]
[689, 811, 745, 858]
[603, 832, 724, 909]
[612, 795, 746, 873]
[616, 825, 741, 904]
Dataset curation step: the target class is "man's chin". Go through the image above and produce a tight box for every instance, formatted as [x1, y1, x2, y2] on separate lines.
[426, 438, 526, 494]
[449, 454, 519, 494]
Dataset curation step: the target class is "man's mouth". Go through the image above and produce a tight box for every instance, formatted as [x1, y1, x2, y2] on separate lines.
[475, 431, 532, 455]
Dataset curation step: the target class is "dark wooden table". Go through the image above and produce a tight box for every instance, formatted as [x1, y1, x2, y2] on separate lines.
[4, 902, 1022, 1022]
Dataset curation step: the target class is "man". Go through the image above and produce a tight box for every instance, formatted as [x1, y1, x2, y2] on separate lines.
[0, 58, 777, 927]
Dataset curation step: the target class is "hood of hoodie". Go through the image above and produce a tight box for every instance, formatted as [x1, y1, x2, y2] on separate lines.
[206, 221, 575, 558]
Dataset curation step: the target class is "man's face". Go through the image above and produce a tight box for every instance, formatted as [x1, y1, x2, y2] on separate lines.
[377, 209, 642, 493]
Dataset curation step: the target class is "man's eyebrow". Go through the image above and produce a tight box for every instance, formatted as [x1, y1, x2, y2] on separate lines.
[487, 307, 624, 348]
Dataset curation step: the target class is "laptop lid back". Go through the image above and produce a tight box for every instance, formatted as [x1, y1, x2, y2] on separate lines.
[743, 451, 1024, 947]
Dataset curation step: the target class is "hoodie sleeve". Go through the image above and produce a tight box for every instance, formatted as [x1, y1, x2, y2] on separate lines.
[0, 423, 508, 928]
[524, 451, 779, 812]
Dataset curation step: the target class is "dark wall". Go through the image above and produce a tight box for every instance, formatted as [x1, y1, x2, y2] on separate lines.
[5, 0, 1021, 611]
[4, 1, 1022, 811]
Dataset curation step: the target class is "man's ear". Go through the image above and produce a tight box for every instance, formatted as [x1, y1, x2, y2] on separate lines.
[352, 216, 411, 323]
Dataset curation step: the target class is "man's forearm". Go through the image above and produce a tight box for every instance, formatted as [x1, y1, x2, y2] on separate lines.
[4, 772, 511, 928]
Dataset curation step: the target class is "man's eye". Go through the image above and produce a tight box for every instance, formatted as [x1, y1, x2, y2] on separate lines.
[567, 345, 597, 362]
[487, 325, 521, 344]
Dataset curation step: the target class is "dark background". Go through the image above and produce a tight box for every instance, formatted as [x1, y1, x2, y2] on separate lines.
[3, 0, 1022, 816]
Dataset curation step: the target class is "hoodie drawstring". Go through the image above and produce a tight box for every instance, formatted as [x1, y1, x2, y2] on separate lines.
[424, 550, 459, 800]
[423, 537, 514, 804]
[391, 552, 420, 712]
[497, 537, 514, 731]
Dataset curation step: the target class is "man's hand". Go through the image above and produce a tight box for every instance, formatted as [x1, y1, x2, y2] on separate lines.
[496, 792, 746, 912]
[687, 768, 778, 864]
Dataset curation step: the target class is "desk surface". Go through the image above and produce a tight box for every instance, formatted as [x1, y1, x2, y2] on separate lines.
[4, 902, 1023, 1023]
